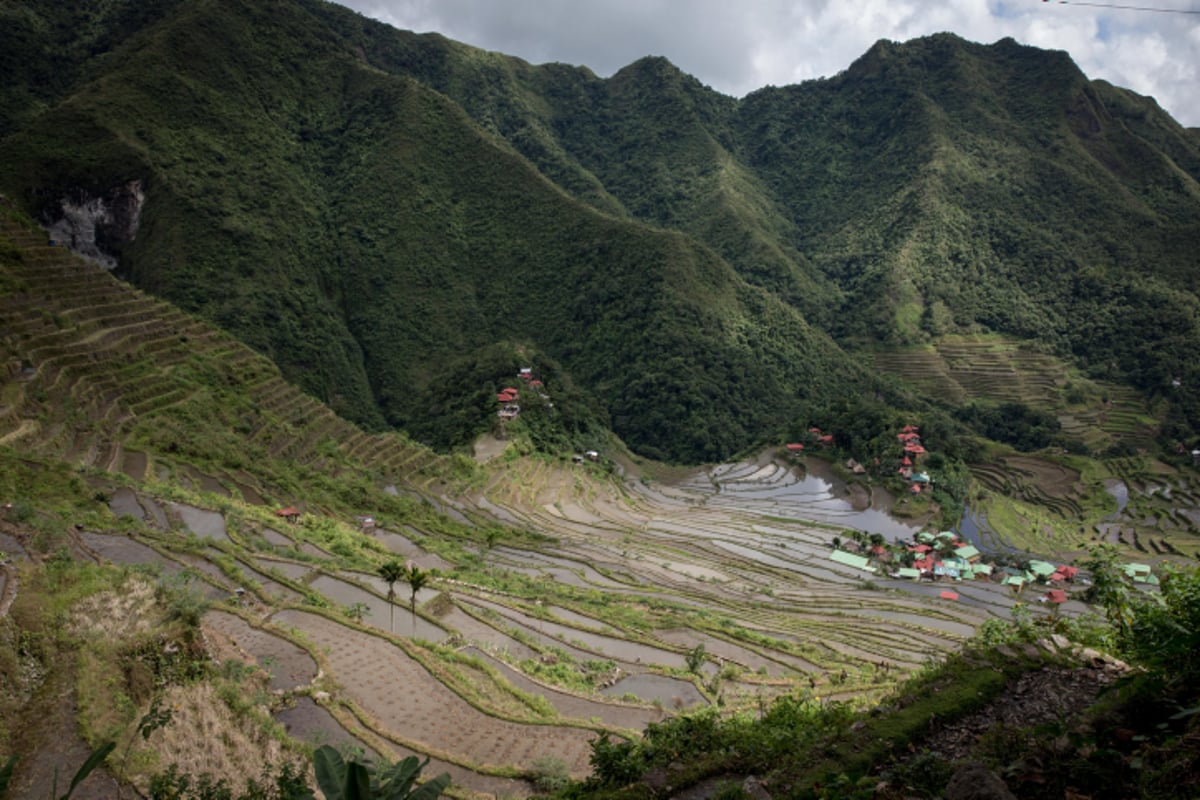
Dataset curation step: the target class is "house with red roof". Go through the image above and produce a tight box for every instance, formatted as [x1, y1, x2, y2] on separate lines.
[1055, 565, 1079, 581]
[275, 506, 300, 524]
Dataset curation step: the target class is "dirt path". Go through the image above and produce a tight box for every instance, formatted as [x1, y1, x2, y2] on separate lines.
[273, 610, 600, 776]
[6, 655, 121, 800]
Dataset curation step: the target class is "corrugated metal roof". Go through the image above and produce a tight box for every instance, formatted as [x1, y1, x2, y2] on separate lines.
[829, 549, 875, 572]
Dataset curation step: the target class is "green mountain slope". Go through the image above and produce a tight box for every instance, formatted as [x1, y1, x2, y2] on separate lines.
[2, 1, 1199, 460]
[0, 0, 868, 462]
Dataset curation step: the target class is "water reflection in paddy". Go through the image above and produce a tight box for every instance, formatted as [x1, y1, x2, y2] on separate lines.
[695, 459, 925, 541]
[166, 502, 228, 542]
[600, 674, 707, 709]
[108, 488, 144, 521]
[1105, 479, 1129, 515]
[308, 574, 446, 641]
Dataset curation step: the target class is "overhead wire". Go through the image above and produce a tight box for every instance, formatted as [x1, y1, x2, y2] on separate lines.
[1041, 1, 1200, 13]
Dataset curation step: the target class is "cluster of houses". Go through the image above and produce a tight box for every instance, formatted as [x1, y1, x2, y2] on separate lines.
[496, 367, 550, 424]
[829, 529, 1087, 604]
[784, 426, 837, 457]
[895, 425, 932, 494]
[785, 424, 932, 492]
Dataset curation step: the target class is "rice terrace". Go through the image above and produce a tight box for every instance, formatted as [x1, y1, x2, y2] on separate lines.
[2, 209, 1198, 797]
[2, 2, 1200, 796]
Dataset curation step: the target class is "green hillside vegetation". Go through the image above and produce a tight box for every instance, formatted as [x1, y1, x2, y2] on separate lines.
[0, 0, 867, 464]
[2, 0, 1199, 463]
[3, 5, 1200, 796]
[3, 192, 1200, 798]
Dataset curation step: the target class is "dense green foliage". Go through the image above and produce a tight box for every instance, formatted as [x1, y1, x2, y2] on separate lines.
[954, 400, 1062, 451]
[2, 1, 1199, 460]
[403, 343, 611, 455]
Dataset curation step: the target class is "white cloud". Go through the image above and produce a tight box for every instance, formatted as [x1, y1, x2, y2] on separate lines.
[333, 1, 1200, 127]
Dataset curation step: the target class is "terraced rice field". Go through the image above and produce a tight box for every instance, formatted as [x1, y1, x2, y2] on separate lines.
[57, 442, 1028, 798]
[1086, 460, 1200, 561]
[1, 216, 1124, 797]
[872, 336, 1158, 451]
[971, 456, 1086, 519]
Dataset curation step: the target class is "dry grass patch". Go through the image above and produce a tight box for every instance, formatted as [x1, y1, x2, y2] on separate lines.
[124, 681, 304, 792]
[67, 578, 162, 640]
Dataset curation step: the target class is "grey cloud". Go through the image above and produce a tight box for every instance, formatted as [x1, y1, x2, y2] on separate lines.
[336, 1, 1200, 126]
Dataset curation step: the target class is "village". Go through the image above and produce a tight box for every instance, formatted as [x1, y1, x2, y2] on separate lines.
[785, 424, 1162, 605]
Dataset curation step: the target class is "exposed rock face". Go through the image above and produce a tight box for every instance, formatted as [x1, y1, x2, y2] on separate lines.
[44, 180, 144, 270]
[944, 763, 1017, 800]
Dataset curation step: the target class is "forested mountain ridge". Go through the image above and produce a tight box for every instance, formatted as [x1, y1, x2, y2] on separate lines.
[2, 0, 1199, 461]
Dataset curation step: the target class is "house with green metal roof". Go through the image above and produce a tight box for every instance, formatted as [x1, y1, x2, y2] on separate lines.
[829, 549, 875, 572]
[954, 544, 981, 562]
[1028, 560, 1057, 578]
[896, 567, 921, 580]
[1122, 563, 1158, 584]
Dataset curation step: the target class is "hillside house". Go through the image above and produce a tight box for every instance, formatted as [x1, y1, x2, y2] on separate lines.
[1123, 563, 1158, 585]
[275, 506, 300, 524]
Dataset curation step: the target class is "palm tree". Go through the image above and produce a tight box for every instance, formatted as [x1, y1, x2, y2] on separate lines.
[405, 564, 431, 623]
[378, 559, 405, 633]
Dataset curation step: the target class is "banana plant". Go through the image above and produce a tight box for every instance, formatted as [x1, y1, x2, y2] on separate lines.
[313, 746, 450, 800]
[0, 742, 117, 800]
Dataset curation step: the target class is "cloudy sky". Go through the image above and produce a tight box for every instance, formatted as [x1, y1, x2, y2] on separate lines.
[333, 0, 1200, 127]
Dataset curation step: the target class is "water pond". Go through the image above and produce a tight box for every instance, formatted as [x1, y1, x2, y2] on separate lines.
[167, 503, 228, 542]
[600, 673, 707, 709]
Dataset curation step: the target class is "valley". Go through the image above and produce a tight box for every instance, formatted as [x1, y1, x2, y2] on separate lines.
[2, 1, 1199, 794]
[3, 203, 1198, 797]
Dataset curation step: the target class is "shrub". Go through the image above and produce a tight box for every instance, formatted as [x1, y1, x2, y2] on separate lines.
[529, 756, 570, 793]
[587, 733, 645, 788]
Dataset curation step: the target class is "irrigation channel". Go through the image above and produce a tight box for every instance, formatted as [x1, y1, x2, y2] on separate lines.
[81, 450, 1086, 797]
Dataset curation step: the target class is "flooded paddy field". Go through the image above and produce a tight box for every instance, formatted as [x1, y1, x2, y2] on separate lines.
[62, 449, 1125, 798]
